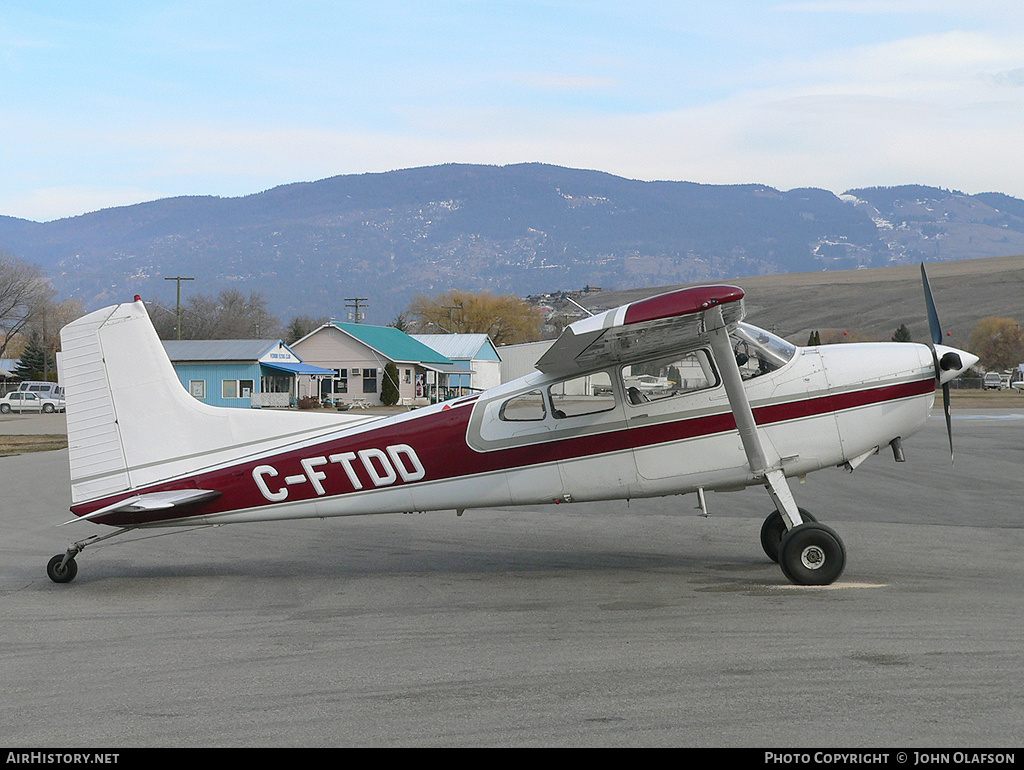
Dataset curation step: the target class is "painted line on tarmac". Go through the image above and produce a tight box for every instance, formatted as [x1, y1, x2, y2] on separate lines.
[770, 582, 888, 590]
[937, 413, 1024, 420]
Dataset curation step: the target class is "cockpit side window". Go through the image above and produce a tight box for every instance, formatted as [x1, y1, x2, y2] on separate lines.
[548, 371, 616, 419]
[621, 350, 719, 406]
[731, 323, 797, 380]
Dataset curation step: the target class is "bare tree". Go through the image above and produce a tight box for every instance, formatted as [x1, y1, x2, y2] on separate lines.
[0, 252, 53, 361]
[969, 317, 1024, 371]
[35, 297, 86, 379]
[150, 289, 282, 340]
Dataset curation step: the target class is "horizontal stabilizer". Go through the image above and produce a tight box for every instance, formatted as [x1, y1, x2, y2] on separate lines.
[63, 489, 221, 525]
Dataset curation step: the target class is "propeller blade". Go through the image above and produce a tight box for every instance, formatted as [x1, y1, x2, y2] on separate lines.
[921, 263, 955, 463]
[920, 263, 943, 345]
[943, 383, 954, 463]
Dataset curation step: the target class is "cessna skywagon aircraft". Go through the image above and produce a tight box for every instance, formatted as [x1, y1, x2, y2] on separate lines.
[46, 266, 976, 586]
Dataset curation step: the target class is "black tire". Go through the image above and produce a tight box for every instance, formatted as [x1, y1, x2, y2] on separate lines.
[42, 403, 55, 413]
[760, 508, 816, 563]
[778, 523, 846, 586]
[0, 404, 10, 414]
[47, 554, 78, 584]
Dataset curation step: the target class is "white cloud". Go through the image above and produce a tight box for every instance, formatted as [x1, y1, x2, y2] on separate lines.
[4, 4, 1024, 220]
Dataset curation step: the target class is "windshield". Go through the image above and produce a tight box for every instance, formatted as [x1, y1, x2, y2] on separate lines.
[730, 323, 797, 379]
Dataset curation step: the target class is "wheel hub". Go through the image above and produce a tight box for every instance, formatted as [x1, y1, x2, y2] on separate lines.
[800, 545, 826, 570]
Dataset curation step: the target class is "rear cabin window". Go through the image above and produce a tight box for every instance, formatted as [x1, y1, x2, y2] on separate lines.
[499, 390, 547, 421]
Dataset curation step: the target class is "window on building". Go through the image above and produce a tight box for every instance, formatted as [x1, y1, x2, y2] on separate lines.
[222, 379, 255, 399]
[362, 368, 377, 393]
[189, 380, 206, 399]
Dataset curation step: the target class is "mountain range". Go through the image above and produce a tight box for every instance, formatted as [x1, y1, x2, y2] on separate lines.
[3, 163, 1024, 325]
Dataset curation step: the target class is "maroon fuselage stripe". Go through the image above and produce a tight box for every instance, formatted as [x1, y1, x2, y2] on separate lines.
[74, 377, 935, 526]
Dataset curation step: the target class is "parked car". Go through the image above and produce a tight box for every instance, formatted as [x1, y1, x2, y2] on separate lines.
[0, 391, 66, 414]
[982, 372, 1005, 390]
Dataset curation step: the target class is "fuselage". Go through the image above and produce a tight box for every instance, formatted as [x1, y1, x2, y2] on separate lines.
[72, 331, 943, 529]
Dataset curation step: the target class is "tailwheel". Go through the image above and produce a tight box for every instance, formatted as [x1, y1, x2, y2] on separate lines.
[778, 522, 846, 586]
[47, 553, 79, 584]
[760, 508, 815, 563]
[45, 526, 134, 585]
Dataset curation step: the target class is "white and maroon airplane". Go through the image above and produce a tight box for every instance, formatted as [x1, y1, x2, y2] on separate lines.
[46, 266, 976, 586]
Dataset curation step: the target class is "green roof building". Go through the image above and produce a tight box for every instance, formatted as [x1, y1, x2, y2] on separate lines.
[291, 322, 467, 406]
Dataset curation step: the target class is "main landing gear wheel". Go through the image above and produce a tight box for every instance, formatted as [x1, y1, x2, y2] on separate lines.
[47, 554, 78, 584]
[778, 522, 846, 586]
[760, 508, 816, 563]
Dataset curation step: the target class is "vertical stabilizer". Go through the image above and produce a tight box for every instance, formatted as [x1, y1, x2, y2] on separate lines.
[60, 300, 365, 507]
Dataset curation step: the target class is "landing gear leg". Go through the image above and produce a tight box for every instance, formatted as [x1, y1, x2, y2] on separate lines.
[46, 527, 133, 584]
[704, 307, 847, 586]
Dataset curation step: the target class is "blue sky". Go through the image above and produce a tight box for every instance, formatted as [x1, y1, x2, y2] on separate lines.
[2, 1, 1022, 221]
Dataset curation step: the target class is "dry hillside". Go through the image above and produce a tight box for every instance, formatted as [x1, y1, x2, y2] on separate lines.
[582, 254, 1024, 346]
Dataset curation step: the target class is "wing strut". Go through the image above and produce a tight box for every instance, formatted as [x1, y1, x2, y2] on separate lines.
[705, 306, 804, 529]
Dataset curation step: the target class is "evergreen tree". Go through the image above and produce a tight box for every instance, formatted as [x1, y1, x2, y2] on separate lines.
[891, 324, 912, 342]
[13, 331, 52, 381]
[380, 362, 400, 406]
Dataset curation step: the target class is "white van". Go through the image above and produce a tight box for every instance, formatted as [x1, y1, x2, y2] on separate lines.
[17, 380, 64, 399]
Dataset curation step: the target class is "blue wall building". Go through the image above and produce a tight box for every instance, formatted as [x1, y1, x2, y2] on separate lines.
[163, 339, 334, 408]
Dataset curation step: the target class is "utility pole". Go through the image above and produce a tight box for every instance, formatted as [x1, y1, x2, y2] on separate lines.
[443, 304, 462, 333]
[345, 297, 369, 324]
[164, 276, 194, 339]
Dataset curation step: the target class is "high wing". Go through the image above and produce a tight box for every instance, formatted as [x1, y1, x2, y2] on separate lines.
[534, 285, 745, 378]
[533, 283, 805, 538]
